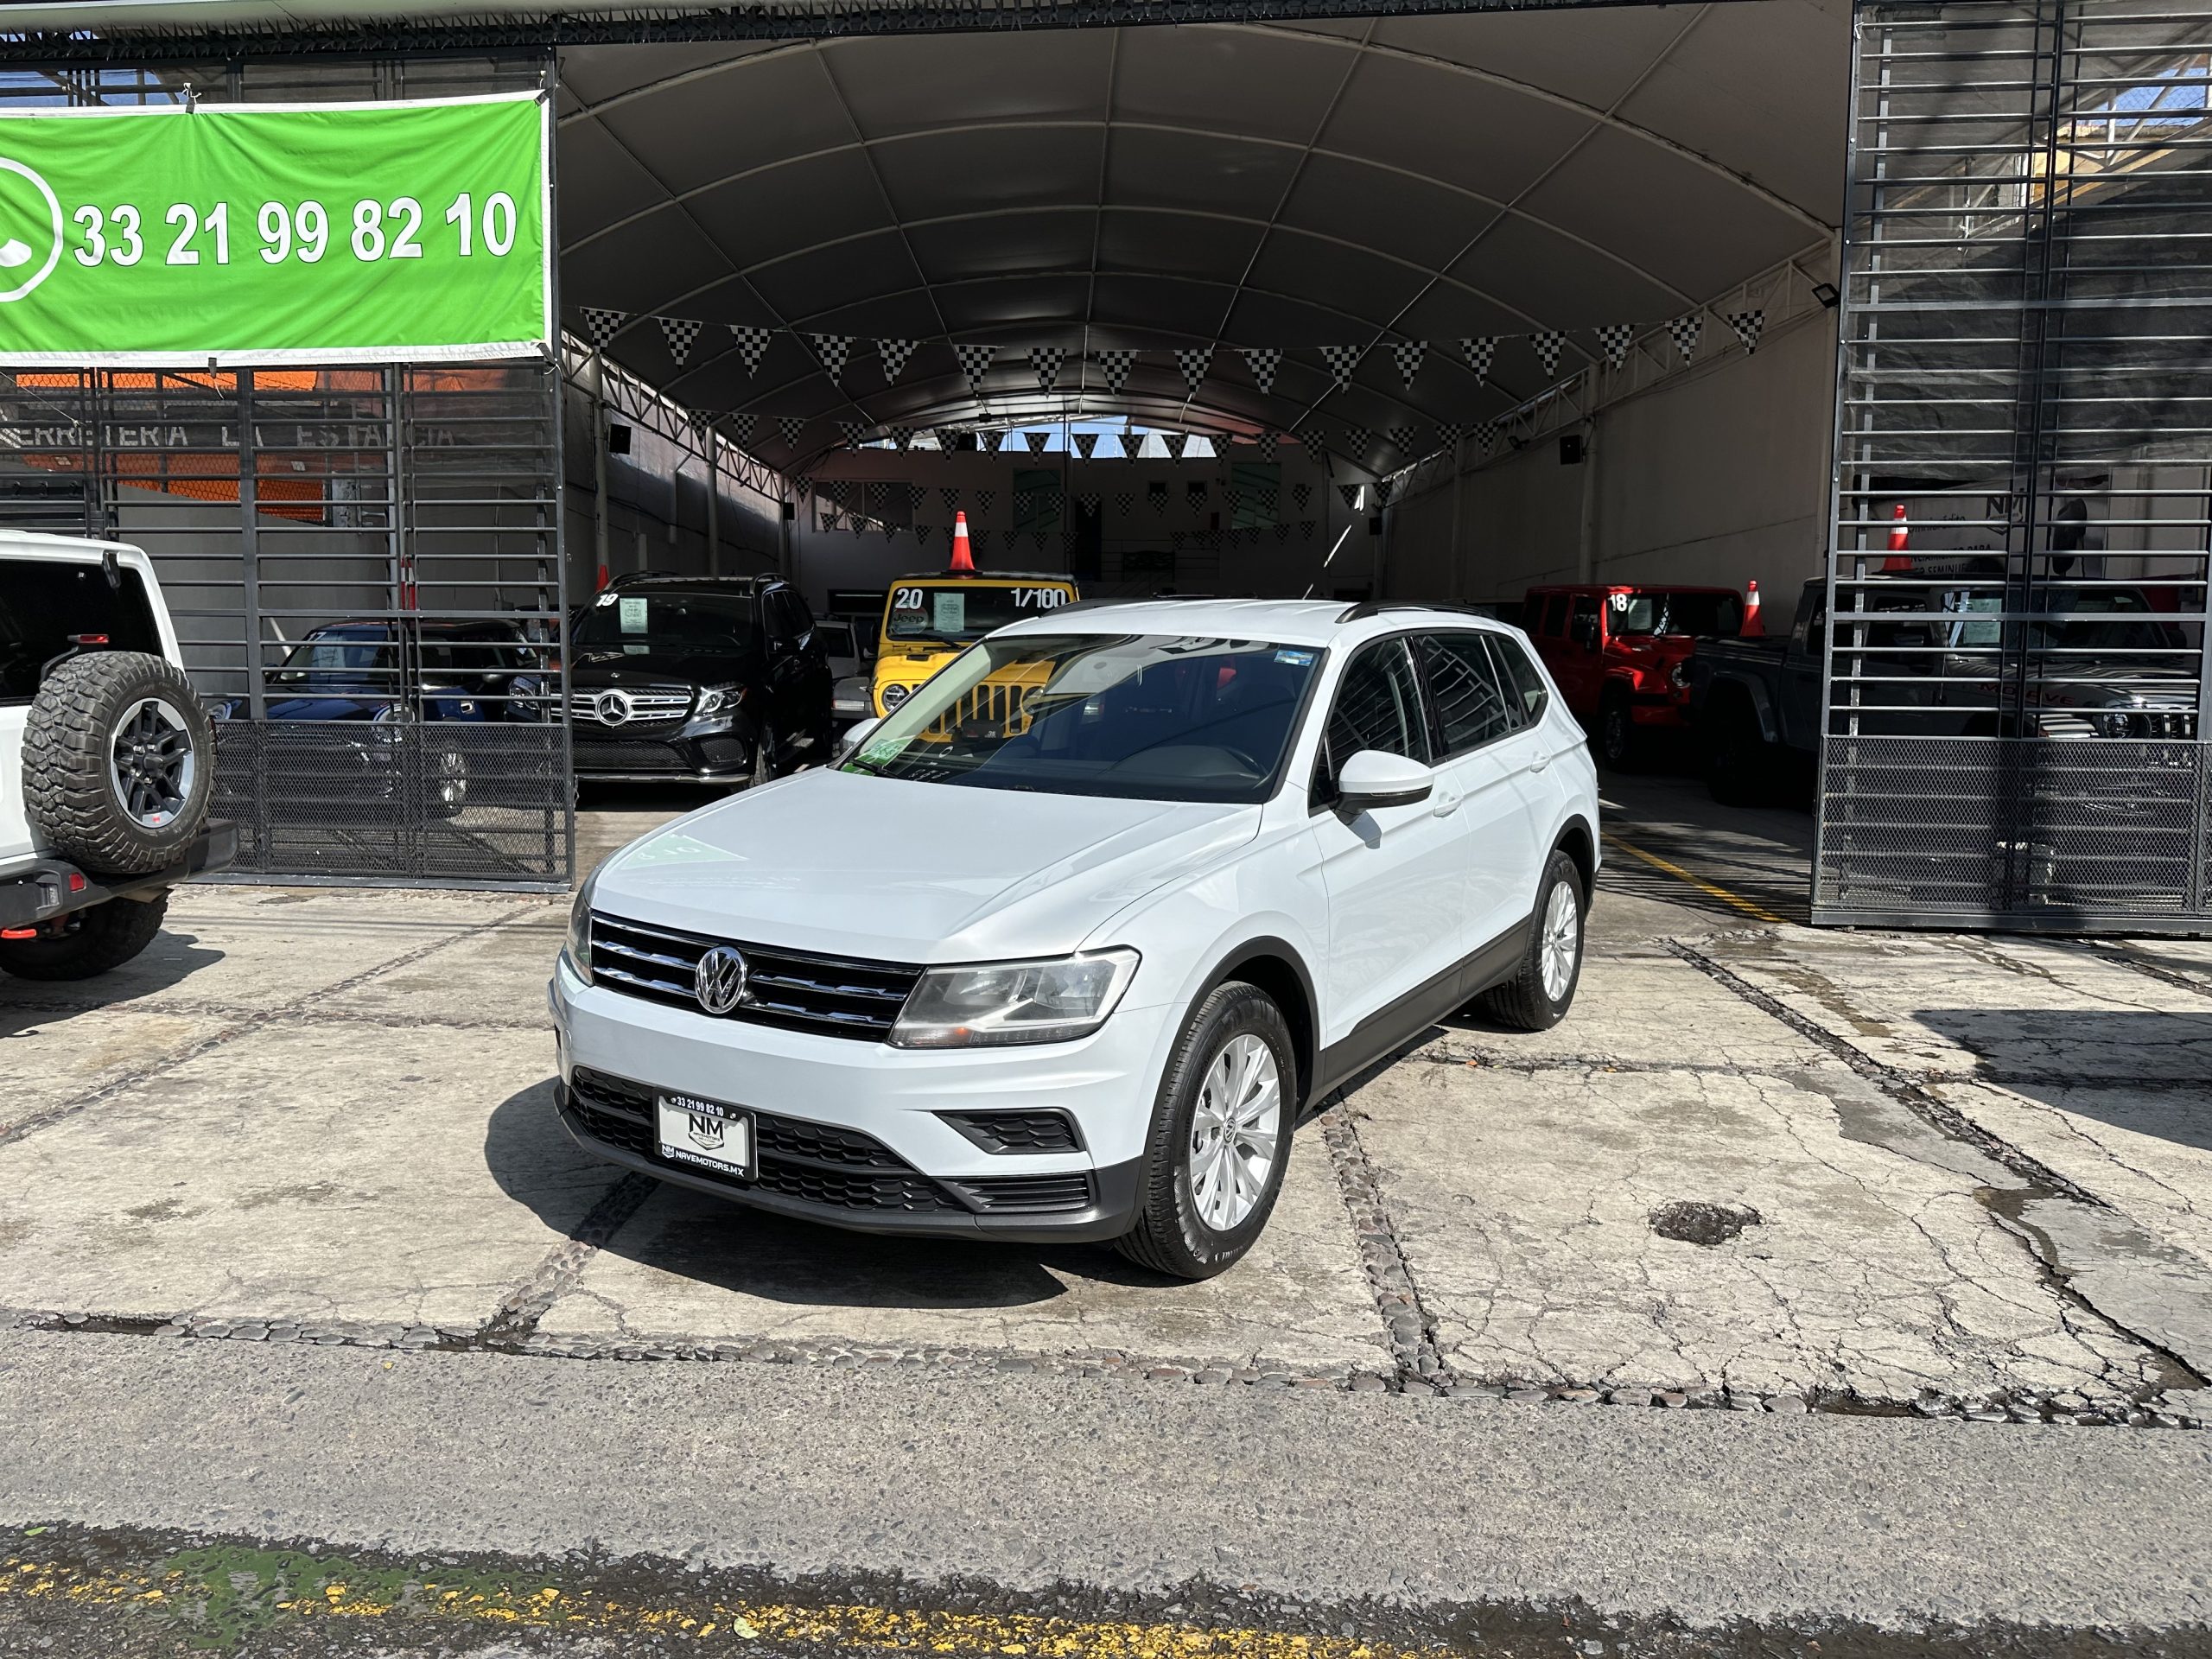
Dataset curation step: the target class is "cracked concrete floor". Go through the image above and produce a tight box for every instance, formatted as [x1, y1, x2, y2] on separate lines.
[0, 773, 2208, 1414]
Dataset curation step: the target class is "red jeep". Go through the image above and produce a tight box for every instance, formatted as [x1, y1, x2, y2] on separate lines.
[1524, 584, 1745, 768]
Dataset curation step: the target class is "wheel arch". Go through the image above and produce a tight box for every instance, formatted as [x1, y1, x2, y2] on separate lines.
[1552, 814, 1598, 899]
[1198, 934, 1319, 1114]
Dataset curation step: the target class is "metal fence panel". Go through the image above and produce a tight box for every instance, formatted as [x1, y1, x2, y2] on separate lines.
[1821, 0, 2212, 931]
[0, 54, 570, 889]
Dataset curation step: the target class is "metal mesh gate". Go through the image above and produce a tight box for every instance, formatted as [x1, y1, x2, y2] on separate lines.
[1821, 0, 2212, 931]
[0, 57, 570, 888]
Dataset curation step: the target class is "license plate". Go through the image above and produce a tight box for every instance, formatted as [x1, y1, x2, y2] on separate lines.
[655, 1093, 754, 1179]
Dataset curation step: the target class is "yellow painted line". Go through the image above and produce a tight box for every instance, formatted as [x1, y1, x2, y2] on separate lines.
[0, 1556, 1452, 1659]
[1602, 831, 1787, 926]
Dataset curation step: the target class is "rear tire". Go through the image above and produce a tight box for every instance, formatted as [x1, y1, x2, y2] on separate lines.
[1478, 850, 1586, 1033]
[25, 652, 214, 875]
[1114, 982, 1294, 1281]
[750, 719, 779, 788]
[0, 893, 168, 981]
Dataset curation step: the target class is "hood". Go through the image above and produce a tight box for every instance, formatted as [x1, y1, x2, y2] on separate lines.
[594, 768, 1259, 963]
[571, 645, 765, 687]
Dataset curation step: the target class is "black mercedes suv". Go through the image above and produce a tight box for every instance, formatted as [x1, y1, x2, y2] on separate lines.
[568, 575, 834, 785]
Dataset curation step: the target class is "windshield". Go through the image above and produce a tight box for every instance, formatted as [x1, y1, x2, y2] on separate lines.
[277, 632, 526, 683]
[1611, 591, 1742, 637]
[842, 632, 1322, 804]
[281, 638, 393, 680]
[885, 582, 1077, 645]
[2029, 588, 2196, 653]
[575, 592, 756, 654]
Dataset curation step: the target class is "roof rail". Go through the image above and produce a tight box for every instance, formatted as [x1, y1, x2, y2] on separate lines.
[1052, 592, 1217, 616]
[1335, 600, 1497, 624]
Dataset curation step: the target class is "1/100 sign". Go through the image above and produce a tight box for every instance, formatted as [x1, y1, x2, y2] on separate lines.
[0, 94, 549, 366]
[71, 195, 526, 269]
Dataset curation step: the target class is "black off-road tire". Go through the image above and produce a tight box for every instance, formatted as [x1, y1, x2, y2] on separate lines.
[1598, 690, 1640, 772]
[749, 718, 780, 788]
[1478, 849, 1587, 1033]
[1114, 982, 1296, 1281]
[24, 652, 213, 875]
[0, 893, 168, 981]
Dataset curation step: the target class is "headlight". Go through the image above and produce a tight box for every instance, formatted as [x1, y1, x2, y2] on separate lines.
[565, 872, 597, 986]
[889, 949, 1139, 1048]
[1669, 660, 1693, 690]
[880, 683, 911, 711]
[695, 683, 742, 718]
[2091, 709, 2139, 738]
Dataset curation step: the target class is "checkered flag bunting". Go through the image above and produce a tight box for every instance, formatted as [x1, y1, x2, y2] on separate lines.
[976, 490, 997, 515]
[658, 315, 705, 365]
[727, 414, 757, 445]
[1291, 481, 1312, 511]
[970, 529, 990, 554]
[810, 334, 854, 382]
[1294, 425, 1325, 455]
[1024, 429, 1052, 454]
[1242, 347, 1281, 395]
[955, 343, 996, 393]
[1390, 340, 1426, 388]
[1115, 431, 1144, 459]
[1723, 309, 1765, 354]
[1388, 424, 1423, 455]
[1161, 431, 1189, 462]
[1255, 429, 1279, 461]
[1185, 480, 1208, 508]
[878, 339, 919, 381]
[1031, 346, 1066, 393]
[686, 410, 714, 442]
[1273, 524, 1288, 543]
[1115, 490, 1134, 516]
[977, 429, 1005, 454]
[1459, 337, 1497, 383]
[1475, 421, 1502, 456]
[1597, 322, 1636, 370]
[1073, 432, 1099, 459]
[729, 325, 774, 374]
[934, 428, 967, 453]
[1344, 427, 1372, 459]
[907, 484, 927, 511]
[940, 487, 961, 513]
[824, 480, 849, 507]
[792, 476, 812, 502]
[1319, 342, 1364, 391]
[581, 308, 626, 352]
[1532, 331, 1564, 376]
[1148, 481, 1168, 515]
[837, 421, 868, 448]
[1175, 347, 1212, 397]
[777, 416, 807, 448]
[1338, 483, 1363, 511]
[1300, 519, 1316, 540]
[916, 523, 937, 546]
[1666, 314, 1701, 363]
[889, 425, 916, 450]
[1373, 477, 1397, 507]
[1095, 348, 1136, 395]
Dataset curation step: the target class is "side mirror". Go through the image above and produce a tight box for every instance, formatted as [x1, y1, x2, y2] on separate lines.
[836, 716, 882, 760]
[1336, 749, 1433, 812]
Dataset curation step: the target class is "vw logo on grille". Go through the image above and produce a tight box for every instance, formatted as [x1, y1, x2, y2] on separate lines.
[693, 944, 748, 1015]
[594, 689, 633, 726]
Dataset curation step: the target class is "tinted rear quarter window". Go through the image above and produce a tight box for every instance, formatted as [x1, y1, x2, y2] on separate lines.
[1484, 633, 1551, 725]
[1420, 633, 1514, 753]
[0, 556, 162, 704]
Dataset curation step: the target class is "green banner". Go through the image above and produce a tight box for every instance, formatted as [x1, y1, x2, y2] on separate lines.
[0, 93, 550, 365]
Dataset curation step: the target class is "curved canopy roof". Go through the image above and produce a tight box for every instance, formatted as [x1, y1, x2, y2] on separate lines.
[557, 6, 1847, 473]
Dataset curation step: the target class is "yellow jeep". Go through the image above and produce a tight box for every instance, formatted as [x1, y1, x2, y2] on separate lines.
[871, 573, 1081, 726]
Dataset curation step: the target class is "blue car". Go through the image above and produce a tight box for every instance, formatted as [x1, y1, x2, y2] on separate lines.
[210, 620, 551, 819]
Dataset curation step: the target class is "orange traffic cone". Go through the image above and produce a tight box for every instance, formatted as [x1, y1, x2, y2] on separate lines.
[1741, 580, 1764, 638]
[1880, 502, 1911, 572]
[949, 512, 976, 575]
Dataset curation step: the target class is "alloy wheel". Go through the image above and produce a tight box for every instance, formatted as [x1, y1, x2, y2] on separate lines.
[1540, 878, 1580, 1003]
[107, 696, 196, 830]
[1187, 1033, 1281, 1232]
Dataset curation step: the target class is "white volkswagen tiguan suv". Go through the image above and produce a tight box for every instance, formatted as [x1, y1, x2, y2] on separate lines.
[551, 598, 1599, 1279]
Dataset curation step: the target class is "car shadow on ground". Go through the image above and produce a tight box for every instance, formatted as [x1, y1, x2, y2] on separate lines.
[482, 1082, 1183, 1312]
[1915, 1009, 2212, 1154]
[0, 925, 224, 1013]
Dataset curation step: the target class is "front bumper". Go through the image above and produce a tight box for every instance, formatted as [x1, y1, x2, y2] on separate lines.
[549, 957, 1173, 1243]
[0, 820, 238, 930]
[570, 723, 755, 781]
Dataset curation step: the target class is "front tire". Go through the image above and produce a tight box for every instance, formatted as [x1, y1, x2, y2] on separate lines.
[0, 893, 168, 981]
[1598, 692, 1638, 772]
[1478, 850, 1586, 1032]
[750, 719, 779, 788]
[1114, 982, 1294, 1281]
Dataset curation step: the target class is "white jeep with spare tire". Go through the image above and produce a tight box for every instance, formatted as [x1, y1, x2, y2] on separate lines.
[0, 532, 234, 979]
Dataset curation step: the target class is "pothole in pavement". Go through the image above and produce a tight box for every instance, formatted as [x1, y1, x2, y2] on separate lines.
[1649, 1200, 1762, 1246]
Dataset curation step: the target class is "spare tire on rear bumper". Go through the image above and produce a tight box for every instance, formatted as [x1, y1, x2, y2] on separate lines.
[23, 652, 214, 875]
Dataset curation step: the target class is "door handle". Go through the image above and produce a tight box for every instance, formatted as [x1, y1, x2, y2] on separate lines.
[1431, 789, 1463, 817]
[1529, 751, 1552, 773]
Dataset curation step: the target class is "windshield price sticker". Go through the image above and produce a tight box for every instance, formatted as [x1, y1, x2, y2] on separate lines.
[932, 592, 967, 634]
[0, 94, 549, 365]
[618, 597, 649, 632]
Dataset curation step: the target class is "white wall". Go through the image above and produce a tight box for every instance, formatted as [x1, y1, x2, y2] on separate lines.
[1388, 307, 1839, 633]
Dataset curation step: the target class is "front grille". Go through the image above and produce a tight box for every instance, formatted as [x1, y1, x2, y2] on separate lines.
[569, 687, 693, 727]
[925, 675, 1038, 740]
[566, 1067, 959, 1213]
[589, 912, 922, 1041]
[938, 1109, 1084, 1154]
[947, 1173, 1095, 1213]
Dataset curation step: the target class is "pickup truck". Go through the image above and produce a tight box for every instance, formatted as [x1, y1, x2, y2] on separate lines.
[2, 533, 234, 977]
[1686, 576, 2200, 804]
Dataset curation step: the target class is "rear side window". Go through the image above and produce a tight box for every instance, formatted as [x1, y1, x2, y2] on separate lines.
[1314, 638, 1427, 801]
[1419, 633, 1514, 754]
[0, 556, 162, 704]
[1484, 634, 1551, 726]
[1570, 594, 1600, 644]
[1538, 594, 1567, 637]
